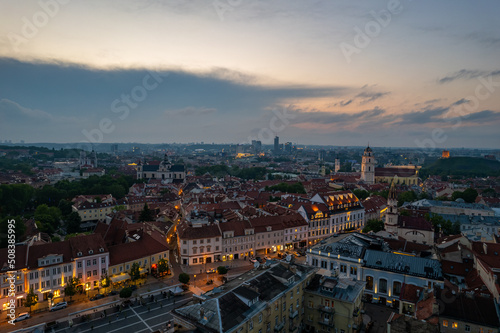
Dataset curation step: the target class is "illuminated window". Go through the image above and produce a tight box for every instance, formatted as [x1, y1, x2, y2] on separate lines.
[452, 322, 458, 329]
[443, 320, 448, 327]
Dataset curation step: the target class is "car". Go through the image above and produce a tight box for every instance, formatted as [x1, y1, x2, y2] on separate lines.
[130, 285, 137, 291]
[107, 290, 119, 296]
[50, 301, 68, 311]
[264, 256, 272, 261]
[249, 258, 258, 263]
[13, 312, 30, 322]
[90, 294, 105, 301]
[293, 252, 301, 257]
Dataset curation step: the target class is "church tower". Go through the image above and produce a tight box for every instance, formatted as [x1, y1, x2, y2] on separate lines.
[385, 181, 399, 234]
[361, 145, 375, 184]
[335, 157, 340, 173]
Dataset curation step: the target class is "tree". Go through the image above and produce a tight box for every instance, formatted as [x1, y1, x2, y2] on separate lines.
[130, 262, 141, 283]
[397, 191, 417, 207]
[65, 212, 82, 234]
[58, 199, 74, 216]
[157, 258, 169, 276]
[179, 273, 190, 284]
[353, 189, 369, 200]
[64, 277, 80, 301]
[462, 188, 478, 203]
[362, 219, 385, 233]
[100, 274, 110, 293]
[24, 289, 38, 313]
[120, 287, 132, 299]
[217, 266, 228, 275]
[139, 203, 154, 222]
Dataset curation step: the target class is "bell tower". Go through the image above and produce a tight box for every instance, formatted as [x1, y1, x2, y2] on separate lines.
[385, 181, 399, 234]
[361, 145, 375, 184]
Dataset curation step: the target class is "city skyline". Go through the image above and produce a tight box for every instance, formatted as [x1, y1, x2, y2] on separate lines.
[1, 0, 500, 148]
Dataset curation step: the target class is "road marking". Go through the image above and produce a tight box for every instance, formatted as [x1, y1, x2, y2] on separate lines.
[129, 305, 153, 332]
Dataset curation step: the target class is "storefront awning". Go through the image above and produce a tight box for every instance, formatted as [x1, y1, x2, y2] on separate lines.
[110, 273, 131, 283]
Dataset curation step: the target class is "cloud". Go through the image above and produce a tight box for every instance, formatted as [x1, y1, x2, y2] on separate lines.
[451, 98, 470, 106]
[438, 69, 500, 84]
[334, 88, 390, 107]
[165, 106, 217, 116]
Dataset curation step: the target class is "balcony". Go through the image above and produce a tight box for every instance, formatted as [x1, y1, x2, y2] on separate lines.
[318, 317, 335, 328]
[353, 308, 360, 317]
[318, 305, 335, 314]
[289, 310, 299, 319]
[274, 322, 285, 332]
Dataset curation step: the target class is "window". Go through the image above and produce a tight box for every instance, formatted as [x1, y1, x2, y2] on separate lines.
[465, 325, 470, 332]
[366, 276, 373, 290]
[87, 260, 91, 266]
[87, 271, 91, 278]
[258, 313, 263, 323]
[193, 258, 197, 264]
[93, 259, 97, 265]
[78, 273, 82, 279]
[452, 322, 458, 329]
[101, 258, 105, 264]
[350, 266, 357, 276]
[249, 320, 253, 330]
[102, 268, 106, 275]
[78, 261, 82, 268]
[379, 278, 387, 294]
[393, 281, 402, 296]
[443, 320, 448, 327]
[340, 264, 347, 273]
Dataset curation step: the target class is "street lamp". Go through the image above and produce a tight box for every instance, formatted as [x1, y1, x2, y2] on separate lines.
[194, 275, 196, 287]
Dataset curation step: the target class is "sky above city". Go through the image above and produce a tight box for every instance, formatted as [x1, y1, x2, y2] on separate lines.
[0, 0, 499, 148]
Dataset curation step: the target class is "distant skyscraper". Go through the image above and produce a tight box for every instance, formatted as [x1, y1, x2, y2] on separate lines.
[318, 149, 326, 161]
[252, 140, 262, 153]
[274, 136, 280, 154]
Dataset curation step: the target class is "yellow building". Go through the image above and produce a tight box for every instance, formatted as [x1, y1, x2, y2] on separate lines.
[304, 272, 365, 333]
[173, 263, 317, 333]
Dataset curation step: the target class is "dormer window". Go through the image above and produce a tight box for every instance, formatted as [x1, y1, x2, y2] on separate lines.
[99, 248, 104, 253]
[89, 250, 93, 254]
[77, 252, 82, 257]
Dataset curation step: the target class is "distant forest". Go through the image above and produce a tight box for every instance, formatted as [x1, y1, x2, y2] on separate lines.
[419, 157, 500, 178]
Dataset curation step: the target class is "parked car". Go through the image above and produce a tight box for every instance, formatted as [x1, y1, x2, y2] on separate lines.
[107, 290, 119, 296]
[50, 301, 68, 311]
[264, 256, 272, 261]
[90, 294, 105, 301]
[130, 285, 137, 291]
[13, 312, 30, 322]
[249, 258, 258, 263]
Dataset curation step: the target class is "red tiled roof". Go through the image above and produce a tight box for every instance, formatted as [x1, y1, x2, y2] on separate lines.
[375, 167, 417, 178]
[399, 216, 433, 231]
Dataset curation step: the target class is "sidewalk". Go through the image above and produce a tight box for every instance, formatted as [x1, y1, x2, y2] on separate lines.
[180, 258, 252, 275]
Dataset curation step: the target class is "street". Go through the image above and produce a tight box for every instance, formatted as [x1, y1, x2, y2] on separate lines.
[4, 292, 193, 333]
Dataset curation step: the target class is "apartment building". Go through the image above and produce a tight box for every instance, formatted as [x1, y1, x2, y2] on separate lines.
[172, 262, 317, 333]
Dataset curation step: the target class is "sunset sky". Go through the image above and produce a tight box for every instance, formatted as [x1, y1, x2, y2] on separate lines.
[0, 0, 499, 148]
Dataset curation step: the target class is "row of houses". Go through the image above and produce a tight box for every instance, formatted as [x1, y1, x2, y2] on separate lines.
[0, 220, 170, 311]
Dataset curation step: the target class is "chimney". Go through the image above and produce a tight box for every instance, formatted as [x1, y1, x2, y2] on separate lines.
[199, 307, 205, 318]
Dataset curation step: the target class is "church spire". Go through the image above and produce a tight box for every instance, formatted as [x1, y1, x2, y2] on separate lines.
[388, 180, 397, 200]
